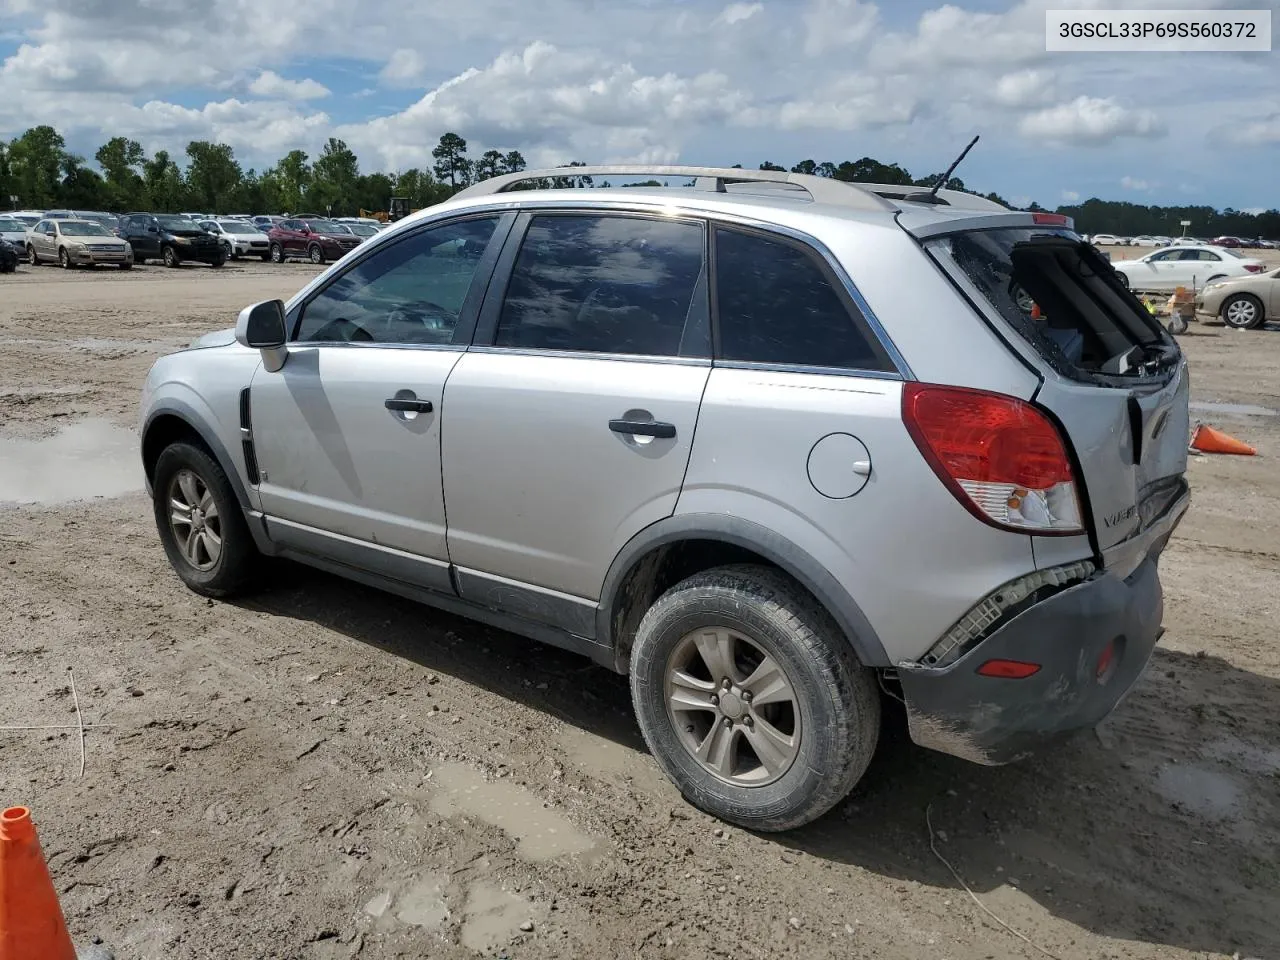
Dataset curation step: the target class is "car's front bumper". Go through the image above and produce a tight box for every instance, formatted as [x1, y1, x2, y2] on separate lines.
[72, 249, 133, 265]
[897, 491, 1188, 765]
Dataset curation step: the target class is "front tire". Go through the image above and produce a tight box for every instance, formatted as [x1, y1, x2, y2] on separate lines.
[58, 248, 71, 269]
[270, 242, 284, 263]
[152, 442, 256, 598]
[630, 564, 880, 832]
[163, 245, 180, 268]
[308, 243, 325, 265]
[27, 245, 38, 266]
[1221, 293, 1265, 330]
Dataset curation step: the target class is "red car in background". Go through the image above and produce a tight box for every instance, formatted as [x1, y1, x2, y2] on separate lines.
[267, 217, 362, 264]
[1212, 236, 1243, 248]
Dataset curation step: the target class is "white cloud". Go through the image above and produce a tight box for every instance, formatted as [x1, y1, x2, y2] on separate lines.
[1222, 114, 1280, 146]
[248, 70, 330, 100]
[715, 2, 762, 26]
[381, 48, 426, 86]
[993, 70, 1057, 108]
[803, 0, 879, 56]
[1061, 189, 1080, 202]
[1121, 176, 1150, 191]
[1019, 96, 1166, 145]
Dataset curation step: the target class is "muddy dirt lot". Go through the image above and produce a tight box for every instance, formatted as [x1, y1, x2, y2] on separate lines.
[2, 260, 1279, 960]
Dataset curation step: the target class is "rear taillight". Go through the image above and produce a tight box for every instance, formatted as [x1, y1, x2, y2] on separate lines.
[1245, 264, 1264, 273]
[902, 383, 1084, 535]
[1032, 212, 1070, 227]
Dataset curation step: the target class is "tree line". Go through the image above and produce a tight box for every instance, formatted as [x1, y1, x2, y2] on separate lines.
[1, 124, 1275, 238]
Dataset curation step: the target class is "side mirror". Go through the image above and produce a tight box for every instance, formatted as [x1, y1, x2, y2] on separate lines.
[147, 225, 159, 234]
[236, 299, 289, 372]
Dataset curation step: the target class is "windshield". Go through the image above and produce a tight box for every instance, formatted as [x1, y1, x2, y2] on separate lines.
[219, 220, 258, 234]
[60, 221, 113, 237]
[0, 218, 23, 232]
[306, 220, 346, 233]
[928, 227, 1171, 381]
[347, 223, 378, 236]
[12, 215, 41, 226]
[156, 215, 199, 230]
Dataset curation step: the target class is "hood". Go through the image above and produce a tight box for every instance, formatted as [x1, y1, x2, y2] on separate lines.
[167, 227, 214, 238]
[315, 231, 359, 242]
[188, 327, 237, 349]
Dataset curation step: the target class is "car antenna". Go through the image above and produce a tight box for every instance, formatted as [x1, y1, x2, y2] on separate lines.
[904, 135, 980, 205]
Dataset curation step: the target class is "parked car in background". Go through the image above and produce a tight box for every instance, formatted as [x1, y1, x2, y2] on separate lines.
[267, 217, 361, 264]
[118, 213, 226, 268]
[252, 215, 283, 232]
[1112, 245, 1267, 293]
[1171, 236, 1199, 246]
[140, 164, 1190, 831]
[0, 237, 18, 273]
[9, 211, 45, 228]
[341, 221, 381, 242]
[1250, 238, 1278, 250]
[25, 218, 133, 269]
[1212, 236, 1243, 248]
[199, 219, 272, 261]
[1091, 233, 1124, 245]
[0, 215, 28, 247]
[1195, 266, 1280, 329]
[1130, 235, 1160, 247]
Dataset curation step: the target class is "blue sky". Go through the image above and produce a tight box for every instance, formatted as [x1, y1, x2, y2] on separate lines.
[1, 0, 1277, 210]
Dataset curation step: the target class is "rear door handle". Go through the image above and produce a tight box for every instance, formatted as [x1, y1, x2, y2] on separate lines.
[385, 398, 433, 413]
[609, 419, 676, 439]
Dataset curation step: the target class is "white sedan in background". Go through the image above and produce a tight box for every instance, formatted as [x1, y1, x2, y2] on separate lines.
[198, 219, 272, 261]
[1091, 233, 1124, 245]
[1112, 245, 1268, 293]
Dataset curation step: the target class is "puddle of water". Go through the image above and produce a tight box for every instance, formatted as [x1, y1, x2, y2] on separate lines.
[392, 874, 450, 929]
[460, 882, 530, 953]
[0, 420, 141, 504]
[560, 728, 648, 779]
[429, 763, 596, 861]
[1189, 400, 1279, 418]
[1153, 763, 1243, 820]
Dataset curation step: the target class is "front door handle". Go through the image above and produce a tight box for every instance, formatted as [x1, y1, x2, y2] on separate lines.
[385, 398, 433, 413]
[609, 419, 676, 439]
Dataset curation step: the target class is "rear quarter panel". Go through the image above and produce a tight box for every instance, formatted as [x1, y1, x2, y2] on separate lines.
[678, 368, 1038, 664]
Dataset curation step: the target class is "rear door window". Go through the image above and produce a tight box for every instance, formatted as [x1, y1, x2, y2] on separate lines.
[927, 228, 1176, 381]
[494, 214, 707, 357]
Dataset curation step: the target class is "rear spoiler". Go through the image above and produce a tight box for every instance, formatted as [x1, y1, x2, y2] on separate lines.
[899, 210, 1076, 240]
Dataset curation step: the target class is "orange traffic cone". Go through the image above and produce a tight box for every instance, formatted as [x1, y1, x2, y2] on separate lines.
[0, 807, 76, 960]
[1191, 424, 1257, 456]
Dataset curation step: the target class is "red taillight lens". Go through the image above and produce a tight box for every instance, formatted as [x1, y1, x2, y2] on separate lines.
[1032, 212, 1070, 227]
[976, 659, 1041, 679]
[1245, 264, 1264, 273]
[903, 383, 1084, 535]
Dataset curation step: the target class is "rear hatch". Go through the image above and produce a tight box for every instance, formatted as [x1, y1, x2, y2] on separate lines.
[921, 222, 1188, 572]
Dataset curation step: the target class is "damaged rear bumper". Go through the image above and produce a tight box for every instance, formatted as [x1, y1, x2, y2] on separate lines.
[896, 556, 1165, 765]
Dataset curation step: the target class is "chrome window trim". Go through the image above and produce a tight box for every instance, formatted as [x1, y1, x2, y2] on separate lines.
[467, 344, 712, 367]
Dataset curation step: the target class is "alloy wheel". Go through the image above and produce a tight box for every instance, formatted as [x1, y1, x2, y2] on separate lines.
[1223, 297, 1259, 329]
[664, 626, 801, 787]
[167, 469, 223, 572]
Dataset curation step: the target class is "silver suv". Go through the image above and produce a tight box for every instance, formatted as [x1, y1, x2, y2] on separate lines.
[139, 165, 1190, 831]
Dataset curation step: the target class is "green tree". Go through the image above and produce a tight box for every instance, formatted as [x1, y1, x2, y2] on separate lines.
[501, 150, 526, 174]
[758, 161, 786, 171]
[94, 137, 145, 209]
[8, 125, 67, 207]
[354, 171, 395, 213]
[143, 150, 185, 211]
[59, 154, 108, 209]
[432, 132, 471, 190]
[185, 140, 242, 213]
[0, 142, 12, 209]
[790, 159, 819, 176]
[834, 157, 914, 185]
[272, 149, 312, 213]
[474, 149, 504, 181]
[309, 137, 360, 215]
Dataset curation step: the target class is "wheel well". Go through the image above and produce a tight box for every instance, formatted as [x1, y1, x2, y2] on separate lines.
[607, 538, 819, 673]
[141, 414, 211, 484]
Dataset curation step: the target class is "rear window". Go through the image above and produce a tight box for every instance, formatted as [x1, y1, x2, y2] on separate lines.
[927, 228, 1175, 381]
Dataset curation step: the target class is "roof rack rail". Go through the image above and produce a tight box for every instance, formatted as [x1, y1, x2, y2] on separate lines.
[451, 165, 898, 213]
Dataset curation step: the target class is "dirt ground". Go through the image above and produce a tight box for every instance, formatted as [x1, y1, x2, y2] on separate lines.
[2, 258, 1278, 960]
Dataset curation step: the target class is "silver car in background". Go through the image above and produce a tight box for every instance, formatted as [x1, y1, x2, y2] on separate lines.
[199, 219, 272, 261]
[139, 165, 1189, 830]
[26, 218, 133, 268]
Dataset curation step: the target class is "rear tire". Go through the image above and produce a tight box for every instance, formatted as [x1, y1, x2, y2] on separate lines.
[1221, 293, 1265, 330]
[152, 442, 256, 598]
[629, 564, 880, 832]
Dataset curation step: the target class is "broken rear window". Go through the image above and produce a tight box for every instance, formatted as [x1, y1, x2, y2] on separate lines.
[927, 228, 1177, 382]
